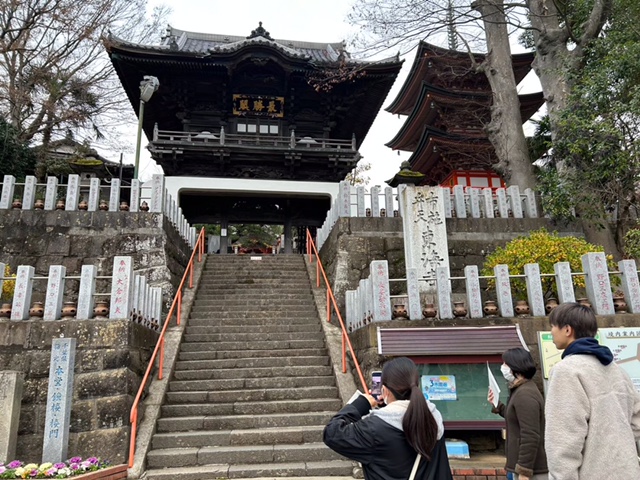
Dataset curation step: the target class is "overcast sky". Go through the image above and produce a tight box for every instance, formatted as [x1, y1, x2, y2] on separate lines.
[123, 0, 540, 186]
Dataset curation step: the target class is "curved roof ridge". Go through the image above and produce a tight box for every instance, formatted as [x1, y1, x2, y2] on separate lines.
[208, 35, 312, 59]
[168, 26, 345, 53]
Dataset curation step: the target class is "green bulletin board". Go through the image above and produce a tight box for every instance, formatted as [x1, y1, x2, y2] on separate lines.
[417, 363, 506, 423]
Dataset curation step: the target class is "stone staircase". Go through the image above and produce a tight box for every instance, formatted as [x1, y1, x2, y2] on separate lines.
[143, 254, 354, 480]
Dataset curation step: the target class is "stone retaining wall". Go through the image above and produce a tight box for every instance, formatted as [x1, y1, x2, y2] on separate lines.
[0, 318, 158, 464]
[0, 209, 191, 307]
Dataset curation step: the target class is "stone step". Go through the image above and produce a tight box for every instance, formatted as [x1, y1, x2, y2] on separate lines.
[202, 264, 306, 271]
[182, 332, 323, 344]
[173, 365, 332, 381]
[198, 280, 310, 287]
[165, 387, 338, 406]
[179, 340, 325, 352]
[194, 293, 314, 300]
[195, 288, 312, 295]
[192, 299, 313, 308]
[174, 355, 328, 370]
[143, 460, 354, 479]
[187, 315, 320, 324]
[184, 325, 321, 335]
[178, 348, 328, 361]
[156, 412, 336, 434]
[191, 303, 317, 317]
[169, 375, 335, 392]
[146, 442, 344, 469]
[204, 256, 304, 263]
[147, 425, 327, 468]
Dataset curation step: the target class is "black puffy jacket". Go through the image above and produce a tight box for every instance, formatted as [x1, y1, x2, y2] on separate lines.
[323, 395, 453, 480]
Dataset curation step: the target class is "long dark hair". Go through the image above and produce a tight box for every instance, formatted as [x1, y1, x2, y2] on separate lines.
[381, 357, 438, 459]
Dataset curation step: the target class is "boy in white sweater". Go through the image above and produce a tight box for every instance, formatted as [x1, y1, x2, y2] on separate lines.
[546, 302, 640, 480]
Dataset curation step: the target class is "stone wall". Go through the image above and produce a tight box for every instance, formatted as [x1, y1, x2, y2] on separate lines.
[318, 216, 584, 312]
[0, 210, 191, 307]
[0, 318, 158, 464]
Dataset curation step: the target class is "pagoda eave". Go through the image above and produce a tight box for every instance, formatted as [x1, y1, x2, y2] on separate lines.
[386, 41, 536, 115]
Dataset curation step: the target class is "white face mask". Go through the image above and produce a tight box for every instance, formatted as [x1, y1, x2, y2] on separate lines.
[501, 364, 516, 382]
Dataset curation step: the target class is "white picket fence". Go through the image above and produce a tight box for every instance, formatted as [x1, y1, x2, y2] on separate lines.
[346, 253, 640, 332]
[317, 182, 540, 250]
[0, 174, 196, 248]
[0, 256, 163, 330]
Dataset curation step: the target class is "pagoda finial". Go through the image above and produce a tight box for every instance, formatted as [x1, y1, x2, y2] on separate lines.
[247, 21, 272, 40]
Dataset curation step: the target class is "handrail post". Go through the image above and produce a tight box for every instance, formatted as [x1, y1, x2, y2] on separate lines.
[159, 337, 165, 380]
[177, 290, 182, 325]
[128, 419, 137, 467]
[326, 291, 331, 323]
[316, 260, 320, 287]
[342, 332, 347, 373]
[189, 262, 194, 289]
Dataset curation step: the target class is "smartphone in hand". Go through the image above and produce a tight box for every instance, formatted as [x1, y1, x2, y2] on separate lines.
[370, 371, 382, 400]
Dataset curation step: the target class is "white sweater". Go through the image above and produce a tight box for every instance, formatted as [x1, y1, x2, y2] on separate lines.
[545, 354, 640, 480]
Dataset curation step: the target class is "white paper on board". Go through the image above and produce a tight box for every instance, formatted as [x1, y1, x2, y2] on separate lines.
[488, 362, 501, 408]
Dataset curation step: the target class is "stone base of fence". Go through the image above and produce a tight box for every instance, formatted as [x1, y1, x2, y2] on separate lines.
[452, 467, 507, 480]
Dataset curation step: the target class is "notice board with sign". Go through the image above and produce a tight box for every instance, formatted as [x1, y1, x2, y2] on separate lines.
[538, 327, 640, 393]
[416, 363, 505, 426]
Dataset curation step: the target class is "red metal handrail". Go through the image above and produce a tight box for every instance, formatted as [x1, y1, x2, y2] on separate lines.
[305, 229, 367, 392]
[128, 227, 206, 468]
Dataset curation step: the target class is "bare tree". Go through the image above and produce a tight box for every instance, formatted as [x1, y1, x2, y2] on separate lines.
[0, 0, 169, 177]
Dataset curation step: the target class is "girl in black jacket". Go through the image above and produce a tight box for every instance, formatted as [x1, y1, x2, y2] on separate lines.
[323, 357, 453, 480]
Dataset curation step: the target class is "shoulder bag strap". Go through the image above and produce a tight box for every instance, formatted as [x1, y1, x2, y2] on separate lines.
[408, 453, 421, 480]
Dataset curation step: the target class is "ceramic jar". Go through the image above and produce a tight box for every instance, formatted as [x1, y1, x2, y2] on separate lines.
[380, 208, 386, 217]
[577, 297, 592, 309]
[78, 199, 88, 210]
[483, 300, 499, 317]
[12, 199, 22, 209]
[34, 198, 45, 209]
[29, 301, 44, 318]
[545, 297, 559, 315]
[0, 303, 11, 318]
[99, 200, 109, 211]
[93, 300, 110, 318]
[61, 301, 77, 318]
[140, 201, 150, 212]
[119, 201, 129, 211]
[365, 208, 371, 217]
[55, 199, 65, 210]
[422, 303, 437, 318]
[453, 301, 467, 317]
[613, 294, 627, 314]
[392, 304, 408, 319]
[514, 300, 530, 317]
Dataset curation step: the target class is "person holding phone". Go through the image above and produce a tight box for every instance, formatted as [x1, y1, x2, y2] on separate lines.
[488, 348, 548, 480]
[323, 357, 452, 480]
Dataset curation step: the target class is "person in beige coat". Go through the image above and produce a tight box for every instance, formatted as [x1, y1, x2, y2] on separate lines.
[546, 302, 640, 480]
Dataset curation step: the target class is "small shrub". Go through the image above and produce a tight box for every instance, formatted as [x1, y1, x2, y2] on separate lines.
[623, 227, 640, 260]
[481, 228, 615, 299]
[1, 264, 15, 302]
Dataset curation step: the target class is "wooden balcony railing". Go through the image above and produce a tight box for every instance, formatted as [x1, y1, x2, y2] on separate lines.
[152, 125, 356, 152]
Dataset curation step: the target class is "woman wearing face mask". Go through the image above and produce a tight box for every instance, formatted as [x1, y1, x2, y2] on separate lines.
[323, 357, 453, 480]
[488, 348, 548, 480]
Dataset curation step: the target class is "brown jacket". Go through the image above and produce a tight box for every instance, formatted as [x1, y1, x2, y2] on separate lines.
[493, 379, 548, 477]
